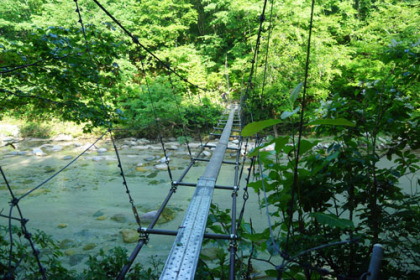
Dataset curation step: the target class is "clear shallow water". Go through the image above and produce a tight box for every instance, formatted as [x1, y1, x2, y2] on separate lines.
[1, 137, 418, 277]
[0, 137, 268, 274]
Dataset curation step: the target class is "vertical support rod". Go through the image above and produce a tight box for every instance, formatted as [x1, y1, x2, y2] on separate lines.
[366, 244, 384, 280]
[117, 187, 176, 280]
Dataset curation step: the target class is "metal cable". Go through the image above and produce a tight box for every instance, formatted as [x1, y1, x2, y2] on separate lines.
[139, 56, 174, 183]
[91, 0, 206, 92]
[75, 0, 143, 228]
[259, 0, 275, 108]
[0, 54, 71, 74]
[284, 0, 316, 253]
[74, 0, 109, 123]
[109, 130, 142, 227]
[1, 167, 46, 280]
[240, 0, 269, 120]
[167, 74, 193, 160]
[237, 156, 254, 229]
[17, 131, 107, 200]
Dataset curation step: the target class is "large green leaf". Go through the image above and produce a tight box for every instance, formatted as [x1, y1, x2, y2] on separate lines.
[274, 136, 289, 154]
[290, 82, 303, 104]
[307, 118, 355, 127]
[310, 212, 354, 229]
[248, 139, 275, 156]
[281, 106, 300, 120]
[241, 119, 282, 137]
[248, 136, 289, 156]
[298, 139, 318, 154]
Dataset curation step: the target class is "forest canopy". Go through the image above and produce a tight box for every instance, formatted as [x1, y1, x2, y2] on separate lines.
[1, 0, 417, 137]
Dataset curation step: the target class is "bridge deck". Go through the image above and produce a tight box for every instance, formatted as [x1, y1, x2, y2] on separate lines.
[160, 105, 237, 279]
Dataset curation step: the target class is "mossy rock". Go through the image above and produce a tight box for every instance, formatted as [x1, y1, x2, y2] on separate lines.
[92, 210, 104, 217]
[136, 167, 147, 172]
[120, 229, 139, 243]
[82, 243, 96, 251]
[111, 214, 127, 223]
[157, 208, 177, 224]
[69, 254, 87, 266]
[96, 215, 107, 221]
[14, 188, 50, 196]
[148, 180, 160, 185]
[64, 249, 77, 256]
[146, 172, 158, 178]
[59, 239, 76, 249]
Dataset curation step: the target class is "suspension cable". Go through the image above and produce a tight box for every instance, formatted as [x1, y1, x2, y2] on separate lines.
[0, 54, 71, 74]
[284, 0, 316, 254]
[139, 55, 174, 184]
[240, 0, 269, 120]
[18, 131, 108, 200]
[75, 0, 143, 227]
[91, 0, 206, 92]
[1, 167, 47, 280]
[74, 0, 109, 123]
[260, 0, 275, 109]
[167, 73, 193, 161]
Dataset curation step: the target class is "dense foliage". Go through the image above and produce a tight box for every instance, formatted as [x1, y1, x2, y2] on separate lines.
[0, 0, 419, 279]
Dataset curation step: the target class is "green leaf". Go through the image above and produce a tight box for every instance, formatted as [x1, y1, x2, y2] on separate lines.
[290, 82, 303, 104]
[299, 139, 318, 155]
[274, 136, 289, 154]
[307, 118, 355, 127]
[281, 106, 300, 120]
[241, 119, 282, 137]
[265, 269, 279, 277]
[248, 136, 288, 157]
[248, 139, 275, 157]
[310, 212, 354, 229]
[247, 181, 262, 192]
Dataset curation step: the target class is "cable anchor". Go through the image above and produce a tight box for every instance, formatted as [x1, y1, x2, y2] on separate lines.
[229, 234, 238, 249]
[138, 227, 149, 244]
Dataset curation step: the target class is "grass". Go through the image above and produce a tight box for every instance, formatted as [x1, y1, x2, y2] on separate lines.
[0, 117, 101, 139]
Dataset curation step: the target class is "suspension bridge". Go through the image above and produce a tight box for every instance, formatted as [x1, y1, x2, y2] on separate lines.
[0, 0, 386, 279]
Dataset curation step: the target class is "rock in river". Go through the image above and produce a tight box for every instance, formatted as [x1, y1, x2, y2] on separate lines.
[82, 243, 96, 251]
[120, 229, 139, 243]
[51, 145, 63, 152]
[154, 164, 167, 170]
[59, 239, 76, 249]
[32, 147, 45, 156]
[140, 211, 158, 223]
[97, 148, 107, 153]
[202, 151, 211, 157]
[111, 213, 127, 223]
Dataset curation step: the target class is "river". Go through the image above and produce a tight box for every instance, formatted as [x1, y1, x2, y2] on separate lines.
[0, 135, 269, 276]
[0, 136, 418, 278]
